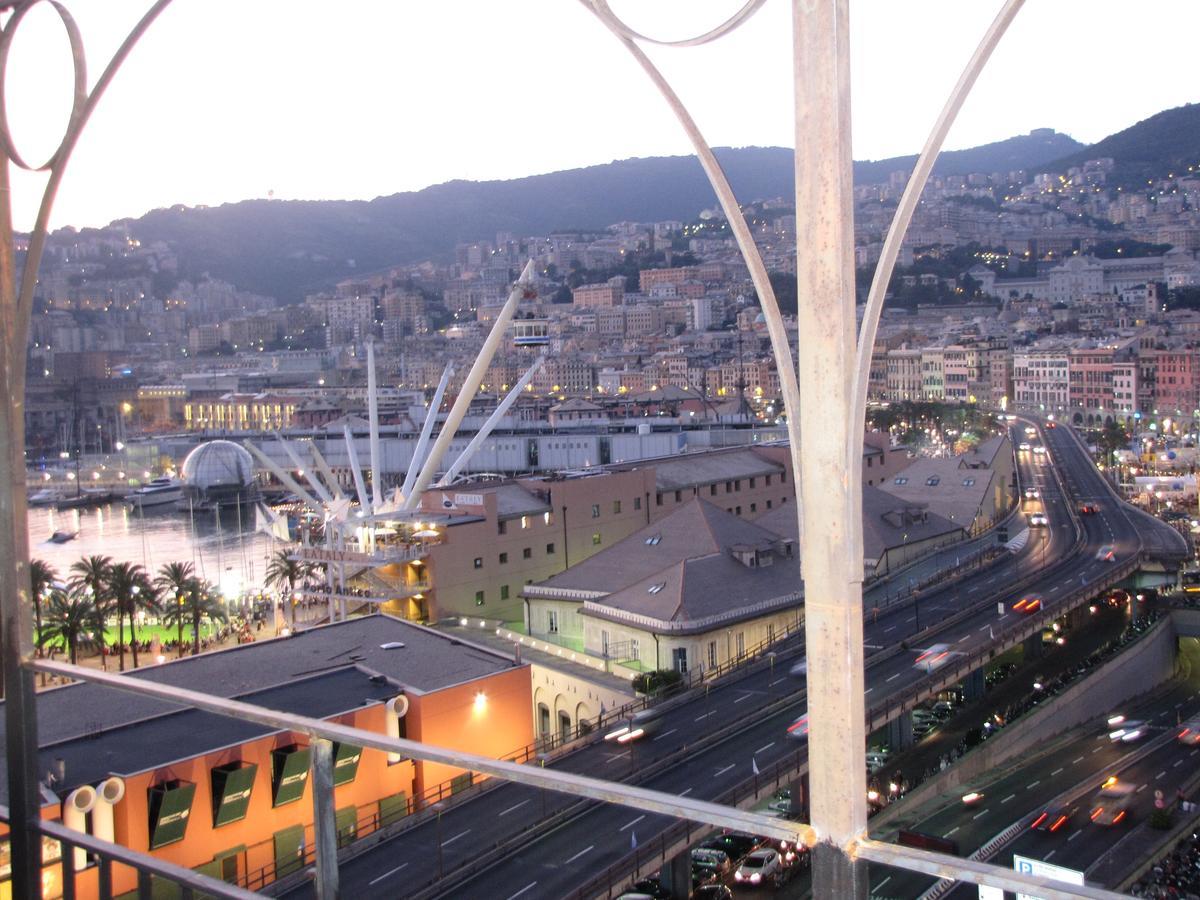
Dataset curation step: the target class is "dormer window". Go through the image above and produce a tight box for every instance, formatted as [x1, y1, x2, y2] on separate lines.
[925, 476, 940, 486]
[962, 477, 975, 486]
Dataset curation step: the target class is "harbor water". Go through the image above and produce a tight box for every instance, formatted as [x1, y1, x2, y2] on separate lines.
[27, 501, 278, 597]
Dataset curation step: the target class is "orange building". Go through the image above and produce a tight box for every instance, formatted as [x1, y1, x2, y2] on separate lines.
[0, 615, 532, 898]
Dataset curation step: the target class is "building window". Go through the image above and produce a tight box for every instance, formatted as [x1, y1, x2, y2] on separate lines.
[893, 476, 908, 485]
[710, 485, 717, 496]
[523, 547, 532, 559]
[521, 516, 529, 529]
[736, 632, 745, 657]
[735, 506, 742, 516]
[592, 532, 602, 546]
[656, 492, 663, 506]
[629, 638, 640, 661]
[765, 475, 772, 486]
[925, 475, 940, 486]
[672, 647, 688, 674]
[781, 471, 787, 483]
[750, 503, 757, 513]
[474, 591, 485, 606]
[634, 496, 642, 510]
[674, 490, 682, 503]
[767, 500, 773, 510]
[500, 585, 510, 600]
[497, 521, 507, 535]
[546, 542, 555, 554]
[708, 641, 717, 669]
[734, 480, 741, 492]
[547, 610, 559, 633]
[499, 552, 508, 564]
[592, 504, 600, 518]
[473, 557, 483, 569]
[543, 511, 553, 526]
[613, 500, 621, 514]
[725, 481, 732, 493]
[750, 477, 757, 488]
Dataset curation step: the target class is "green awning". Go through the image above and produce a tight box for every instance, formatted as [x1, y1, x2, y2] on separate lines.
[332, 742, 362, 787]
[211, 762, 258, 827]
[271, 745, 311, 807]
[148, 780, 196, 850]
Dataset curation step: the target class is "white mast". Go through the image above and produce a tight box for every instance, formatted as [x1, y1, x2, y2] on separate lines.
[365, 336, 383, 512]
[437, 356, 544, 487]
[401, 363, 453, 502]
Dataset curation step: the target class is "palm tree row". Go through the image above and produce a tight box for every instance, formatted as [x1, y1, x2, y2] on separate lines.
[31, 556, 229, 669]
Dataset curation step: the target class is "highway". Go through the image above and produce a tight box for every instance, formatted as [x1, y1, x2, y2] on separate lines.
[865, 640, 1200, 899]
[284, 422, 1187, 899]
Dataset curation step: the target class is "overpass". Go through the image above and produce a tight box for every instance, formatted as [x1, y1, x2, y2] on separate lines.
[280, 421, 1189, 899]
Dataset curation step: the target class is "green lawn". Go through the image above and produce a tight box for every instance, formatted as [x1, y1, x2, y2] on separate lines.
[38, 620, 225, 651]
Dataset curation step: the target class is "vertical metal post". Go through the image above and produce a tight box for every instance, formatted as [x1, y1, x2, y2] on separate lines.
[792, 1, 868, 897]
[311, 738, 340, 899]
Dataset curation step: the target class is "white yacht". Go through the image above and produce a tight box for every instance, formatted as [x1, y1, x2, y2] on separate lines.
[125, 477, 183, 510]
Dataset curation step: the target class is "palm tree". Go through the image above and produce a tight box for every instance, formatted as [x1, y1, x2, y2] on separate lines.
[29, 559, 58, 651]
[265, 549, 306, 627]
[40, 589, 102, 665]
[162, 578, 228, 656]
[155, 561, 195, 657]
[106, 562, 158, 670]
[69, 554, 111, 658]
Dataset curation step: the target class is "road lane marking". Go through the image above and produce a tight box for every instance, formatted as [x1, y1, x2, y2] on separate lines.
[884, 625, 898, 633]
[769, 678, 786, 687]
[679, 787, 693, 797]
[500, 799, 530, 816]
[564, 845, 594, 865]
[1092, 746, 1103, 754]
[958, 634, 970, 643]
[652, 729, 677, 742]
[945, 826, 960, 837]
[877, 876, 892, 890]
[733, 693, 753, 704]
[886, 673, 901, 682]
[1026, 780, 1040, 789]
[1045, 851, 1057, 861]
[695, 711, 716, 721]
[1001, 794, 1015, 804]
[1191, 750, 1199, 758]
[506, 882, 538, 900]
[620, 815, 646, 832]
[1174, 759, 1184, 768]
[972, 810, 988, 820]
[715, 764, 736, 777]
[865, 688, 874, 695]
[442, 830, 470, 847]
[369, 862, 409, 886]
[756, 742, 776, 755]
[1071, 756, 1084, 764]
[1137, 784, 1148, 793]
[605, 753, 628, 764]
[1051, 768, 1064, 776]
[979, 624, 991, 632]
[1068, 831, 1082, 842]
[1156, 771, 1166, 780]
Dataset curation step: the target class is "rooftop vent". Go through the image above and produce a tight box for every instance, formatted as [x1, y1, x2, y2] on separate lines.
[379, 642, 405, 650]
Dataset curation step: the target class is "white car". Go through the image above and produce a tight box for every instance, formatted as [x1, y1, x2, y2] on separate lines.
[734, 848, 784, 887]
[1096, 545, 1115, 562]
[1024, 487, 1040, 499]
[1108, 718, 1147, 743]
[913, 643, 951, 672]
[1019, 442, 1032, 451]
[1029, 512, 1048, 527]
[789, 657, 808, 677]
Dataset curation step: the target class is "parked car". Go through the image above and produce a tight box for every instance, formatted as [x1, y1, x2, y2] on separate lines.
[691, 847, 730, 874]
[734, 848, 784, 887]
[692, 886, 734, 900]
[703, 832, 762, 860]
[932, 700, 956, 719]
[630, 878, 670, 899]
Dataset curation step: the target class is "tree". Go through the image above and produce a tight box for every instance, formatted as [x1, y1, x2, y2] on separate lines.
[40, 589, 102, 665]
[155, 561, 196, 656]
[162, 579, 228, 656]
[29, 559, 58, 652]
[265, 549, 308, 627]
[1098, 418, 1130, 463]
[106, 562, 157, 671]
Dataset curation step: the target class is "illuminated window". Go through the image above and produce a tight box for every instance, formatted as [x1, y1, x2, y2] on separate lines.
[473, 557, 482, 569]
[592, 532, 601, 546]
[474, 591, 485, 606]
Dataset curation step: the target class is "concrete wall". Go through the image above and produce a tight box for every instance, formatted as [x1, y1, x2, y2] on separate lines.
[873, 616, 1179, 831]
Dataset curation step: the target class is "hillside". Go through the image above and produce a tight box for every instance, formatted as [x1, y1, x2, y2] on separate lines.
[1042, 103, 1200, 189]
[82, 132, 1080, 303]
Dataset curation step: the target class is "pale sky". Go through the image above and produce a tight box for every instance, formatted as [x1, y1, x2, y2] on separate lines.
[6, 1, 1197, 232]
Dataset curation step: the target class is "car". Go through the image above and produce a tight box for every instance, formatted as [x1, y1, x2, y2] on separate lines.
[1031, 804, 1072, 833]
[1025, 426, 1037, 436]
[703, 832, 763, 860]
[1013, 595, 1043, 614]
[789, 657, 808, 677]
[866, 750, 889, 773]
[1097, 545, 1115, 562]
[630, 878, 671, 899]
[932, 700, 956, 719]
[691, 847, 731, 874]
[1091, 778, 1134, 825]
[1019, 442, 1032, 451]
[1033, 445, 1047, 455]
[914, 643, 951, 672]
[692, 886, 734, 900]
[1107, 718, 1147, 743]
[604, 707, 663, 744]
[1079, 503, 1099, 515]
[734, 848, 784, 887]
[1029, 512, 1048, 527]
[1047, 421, 1057, 429]
[911, 708, 938, 724]
[786, 713, 810, 740]
[1178, 717, 1200, 745]
[1024, 487, 1041, 499]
